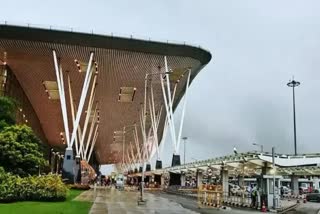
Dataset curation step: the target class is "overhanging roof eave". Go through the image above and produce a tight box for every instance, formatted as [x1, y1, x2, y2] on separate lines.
[0, 25, 212, 65]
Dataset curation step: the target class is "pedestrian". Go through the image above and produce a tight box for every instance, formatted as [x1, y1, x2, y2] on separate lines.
[280, 186, 284, 198]
[251, 185, 257, 208]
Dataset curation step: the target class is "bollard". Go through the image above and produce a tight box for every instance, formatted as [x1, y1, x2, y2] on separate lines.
[261, 200, 267, 213]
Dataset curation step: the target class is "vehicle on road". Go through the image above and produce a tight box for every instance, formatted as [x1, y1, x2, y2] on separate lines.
[115, 174, 124, 190]
[281, 186, 291, 195]
[306, 189, 320, 202]
[300, 183, 310, 194]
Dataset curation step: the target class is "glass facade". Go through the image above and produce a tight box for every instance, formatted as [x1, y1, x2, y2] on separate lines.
[0, 64, 47, 144]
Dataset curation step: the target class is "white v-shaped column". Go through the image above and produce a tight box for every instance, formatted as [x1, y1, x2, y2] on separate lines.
[53, 51, 95, 153]
[69, 52, 94, 150]
[160, 56, 192, 155]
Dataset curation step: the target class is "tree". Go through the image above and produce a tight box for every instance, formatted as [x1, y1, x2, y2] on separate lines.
[0, 96, 17, 130]
[0, 125, 46, 176]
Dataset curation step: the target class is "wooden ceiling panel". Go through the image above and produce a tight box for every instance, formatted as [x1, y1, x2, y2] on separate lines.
[0, 36, 206, 164]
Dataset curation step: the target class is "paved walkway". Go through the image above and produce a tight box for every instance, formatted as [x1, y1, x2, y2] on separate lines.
[76, 188, 199, 214]
[75, 188, 301, 214]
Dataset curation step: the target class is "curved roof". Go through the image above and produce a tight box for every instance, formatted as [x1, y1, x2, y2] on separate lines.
[0, 25, 211, 164]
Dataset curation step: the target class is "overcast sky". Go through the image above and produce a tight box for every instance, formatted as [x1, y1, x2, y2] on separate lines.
[2, 0, 320, 172]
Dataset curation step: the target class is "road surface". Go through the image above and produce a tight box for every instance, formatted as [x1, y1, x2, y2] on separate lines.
[285, 202, 320, 214]
[152, 192, 260, 214]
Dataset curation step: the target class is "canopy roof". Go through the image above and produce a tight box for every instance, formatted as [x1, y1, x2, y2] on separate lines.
[165, 152, 320, 176]
[0, 25, 211, 164]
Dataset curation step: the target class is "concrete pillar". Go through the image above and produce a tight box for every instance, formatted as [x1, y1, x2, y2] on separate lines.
[161, 175, 165, 188]
[291, 175, 299, 196]
[238, 175, 244, 187]
[197, 170, 203, 188]
[222, 169, 229, 196]
[181, 173, 186, 187]
[313, 177, 319, 189]
[171, 154, 181, 167]
[62, 148, 77, 184]
[156, 160, 162, 169]
[259, 163, 269, 207]
[146, 163, 151, 171]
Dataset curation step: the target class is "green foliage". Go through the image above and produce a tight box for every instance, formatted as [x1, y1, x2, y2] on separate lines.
[0, 96, 17, 129]
[69, 184, 90, 190]
[0, 168, 68, 202]
[0, 125, 47, 176]
[0, 190, 91, 214]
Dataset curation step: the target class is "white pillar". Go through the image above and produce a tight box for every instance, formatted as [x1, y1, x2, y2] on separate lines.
[222, 168, 229, 196]
[291, 175, 299, 196]
[161, 175, 165, 188]
[197, 170, 203, 188]
[181, 173, 186, 187]
[313, 177, 320, 190]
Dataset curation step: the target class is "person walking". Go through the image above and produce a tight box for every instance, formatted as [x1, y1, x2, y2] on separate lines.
[251, 185, 257, 208]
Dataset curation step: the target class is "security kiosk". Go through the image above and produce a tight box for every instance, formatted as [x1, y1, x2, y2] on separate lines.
[263, 175, 282, 209]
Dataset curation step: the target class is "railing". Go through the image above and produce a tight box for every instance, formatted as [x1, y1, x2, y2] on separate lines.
[0, 20, 210, 52]
[198, 186, 223, 208]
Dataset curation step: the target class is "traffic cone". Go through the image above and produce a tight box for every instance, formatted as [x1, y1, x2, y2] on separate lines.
[261, 200, 267, 212]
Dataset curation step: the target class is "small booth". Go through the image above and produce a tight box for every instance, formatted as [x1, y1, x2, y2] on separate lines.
[262, 175, 282, 209]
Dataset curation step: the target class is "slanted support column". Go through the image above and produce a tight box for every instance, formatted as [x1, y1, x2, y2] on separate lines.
[181, 173, 186, 187]
[291, 174, 299, 196]
[222, 167, 229, 196]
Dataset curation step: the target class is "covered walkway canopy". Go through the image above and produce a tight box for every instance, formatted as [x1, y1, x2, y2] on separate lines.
[164, 152, 320, 176]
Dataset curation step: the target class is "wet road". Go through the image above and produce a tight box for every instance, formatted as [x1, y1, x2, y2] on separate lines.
[285, 202, 320, 214]
[151, 192, 260, 214]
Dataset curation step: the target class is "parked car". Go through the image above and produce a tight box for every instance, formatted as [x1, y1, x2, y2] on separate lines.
[306, 189, 320, 202]
[281, 186, 291, 195]
[300, 183, 309, 194]
[115, 174, 124, 190]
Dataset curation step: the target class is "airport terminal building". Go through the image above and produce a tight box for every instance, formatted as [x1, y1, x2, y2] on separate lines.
[0, 24, 211, 180]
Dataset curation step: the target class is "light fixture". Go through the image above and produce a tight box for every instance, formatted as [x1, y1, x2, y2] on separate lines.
[118, 87, 136, 102]
[74, 59, 97, 73]
[43, 81, 59, 100]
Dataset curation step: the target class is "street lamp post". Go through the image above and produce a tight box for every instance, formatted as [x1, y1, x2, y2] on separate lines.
[287, 79, 300, 155]
[138, 70, 171, 205]
[272, 146, 277, 209]
[252, 143, 263, 153]
[182, 137, 187, 164]
[122, 124, 136, 172]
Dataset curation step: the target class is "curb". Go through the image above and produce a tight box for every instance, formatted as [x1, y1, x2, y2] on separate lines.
[277, 203, 300, 214]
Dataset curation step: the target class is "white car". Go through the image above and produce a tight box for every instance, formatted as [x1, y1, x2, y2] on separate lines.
[115, 175, 124, 189]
